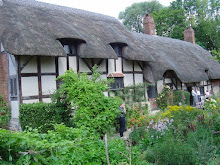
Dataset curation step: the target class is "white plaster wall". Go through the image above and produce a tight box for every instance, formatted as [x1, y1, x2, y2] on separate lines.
[43, 98, 52, 103]
[21, 56, 37, 73]
[58, 57, 67, 76]
[21, 77, 38, 96]
[204, 86, 209, 93]
[212, 86, 220, 95]
[95, 59, 106, 72]
[42, 75, 56, 95]
[79, 59, 91, 72]
[116, 58, 122, 73]
[100, 74, 107, 80]
[108, 59, 114, 73]
[165, 78, 172, 83]
[123, 59, 133, 71]
[9, 55, 17, 75]
[23, 99, 39, 104]
[124, 74, 133, 87]
[177, 83, 182, 90]
[10, 101, 19, 118]
[157, 80, 164, 94]
[135, 74, 143, 84]
[69, 56, 77, 72]
[134, 62, 142, 71]
[41, 57, 55, 73]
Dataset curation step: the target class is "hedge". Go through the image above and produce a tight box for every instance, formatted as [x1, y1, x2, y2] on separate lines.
[19, 102, 72, 132]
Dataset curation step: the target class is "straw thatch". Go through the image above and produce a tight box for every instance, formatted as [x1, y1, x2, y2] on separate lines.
[0, 0, 154, 61]
[0, 0, 220, 83]
[133, 33, 220, 83]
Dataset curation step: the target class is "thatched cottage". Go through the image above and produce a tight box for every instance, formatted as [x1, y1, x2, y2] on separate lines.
[0, 0, 220, 129]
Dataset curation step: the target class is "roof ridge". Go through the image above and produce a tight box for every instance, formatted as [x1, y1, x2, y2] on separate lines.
[3, 0, 119, 23]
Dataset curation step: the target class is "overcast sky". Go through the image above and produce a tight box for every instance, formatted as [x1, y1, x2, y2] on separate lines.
[37, 0, 174, 19]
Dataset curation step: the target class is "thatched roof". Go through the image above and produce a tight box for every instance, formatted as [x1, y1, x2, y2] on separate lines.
[0, 0, 219, 83]
[0, 0, 154, 61]
[133, 33, 220, 83]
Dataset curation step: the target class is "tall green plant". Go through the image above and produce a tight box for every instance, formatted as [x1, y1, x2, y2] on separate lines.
[54, 66, 121, 137]
[114, 83, 147, 105]
[0, 95, 10, 128]
[173, 90, 190, 106]
[155, 85, 170, 111]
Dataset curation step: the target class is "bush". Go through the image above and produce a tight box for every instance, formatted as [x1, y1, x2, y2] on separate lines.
[19, 102, 72, 132]
[162, 105, 204, 131]
[143, 135, 197, 165]
[54, 66, 122, 137]
[173, 90, 190, 106]
[155, 85, 170, 111]
[0, 124, 144, 165]
[0, 95, 10, 128]
[187, 124, 217, 164]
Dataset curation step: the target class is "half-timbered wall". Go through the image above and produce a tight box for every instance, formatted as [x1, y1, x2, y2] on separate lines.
[8, 53, 145, 120]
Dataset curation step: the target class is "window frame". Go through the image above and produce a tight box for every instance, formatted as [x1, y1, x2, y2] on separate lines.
[110, 43, 127, 57]
[58, 39, 79, 56]
[109, 77, 124, 91]
[9, 76, 18, 101]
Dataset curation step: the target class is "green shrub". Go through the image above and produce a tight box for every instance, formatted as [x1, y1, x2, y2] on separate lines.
[114, 83, 147, 104]
[0, 124, 144, 165]
[19, 102, 72, 133]
[187, 124, 217, 164]
[162, 105, 205, 131]
[155, 85, 170, 111]
[0, 95, 10, 128]
[143, 135, 197, 165]
[54, 66, 122, 137]
[173, 90, 190, 106]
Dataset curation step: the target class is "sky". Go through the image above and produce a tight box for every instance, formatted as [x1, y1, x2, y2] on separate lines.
[37, 0, 174, 19]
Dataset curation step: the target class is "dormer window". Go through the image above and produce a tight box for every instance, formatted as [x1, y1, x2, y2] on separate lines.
[112, 45, 122, 57]
[62, 43, 77, 56]
[110, 43, 127, 57]
[58, 38, 79, 56]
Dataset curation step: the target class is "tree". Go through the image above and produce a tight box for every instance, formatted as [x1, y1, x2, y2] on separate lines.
[54, 66, 122, 137]
[119, 0, 163, 33]
[211, 50, 220, 63]
[119, 0, 220, 52]
[152, 7, 187, 39]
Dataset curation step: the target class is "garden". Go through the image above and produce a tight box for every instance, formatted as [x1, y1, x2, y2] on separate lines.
[0, 67, 219, 164]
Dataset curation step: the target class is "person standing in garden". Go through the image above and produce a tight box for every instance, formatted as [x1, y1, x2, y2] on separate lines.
[119, 103, 126, 138]
[191, 87, 197, 106]
[197, 87, 201, 103]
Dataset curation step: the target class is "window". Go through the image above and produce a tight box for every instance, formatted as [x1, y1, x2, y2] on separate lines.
[10, 76, 17, 100]
[62, 43, 77, 56]
[111, 44, 124, 57]
[199, 86, 205, 96]
[58, 39, 78, 56]
[107, 73, 124, 90]
[110, 77, 124, 90]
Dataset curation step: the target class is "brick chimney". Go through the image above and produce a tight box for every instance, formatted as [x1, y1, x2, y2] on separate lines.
[143, 14, 156, 35]
[0, 44, 9, 103]
[184, 27, 195, 44]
